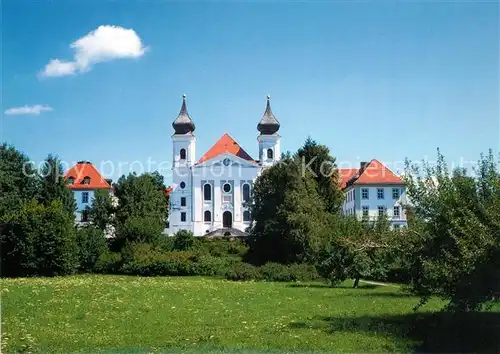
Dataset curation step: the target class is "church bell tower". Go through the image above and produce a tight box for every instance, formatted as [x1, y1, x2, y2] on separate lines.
[257, 95, 281, 167]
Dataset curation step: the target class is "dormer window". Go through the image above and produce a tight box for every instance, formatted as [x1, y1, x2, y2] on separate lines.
[180, 148, 186, 160]
[82, 176, 91, 185]
[67, 177, 75, 185]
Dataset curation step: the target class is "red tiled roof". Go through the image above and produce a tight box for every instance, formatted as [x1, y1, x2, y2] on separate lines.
[338, 168, 359, 189]
[197, 133, 256, 164]
[354, 159, 403, 185]
[64, 161, 112, 190]
[338, 160, 403, 189]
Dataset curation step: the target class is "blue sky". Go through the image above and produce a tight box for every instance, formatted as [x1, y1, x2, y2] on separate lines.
[2, 1, 499, 184]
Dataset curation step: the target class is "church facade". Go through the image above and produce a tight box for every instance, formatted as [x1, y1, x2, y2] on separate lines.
[167, 95, 281, 236]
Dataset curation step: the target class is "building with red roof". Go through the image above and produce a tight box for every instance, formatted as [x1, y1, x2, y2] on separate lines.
[339, 160, 407, 228]
[64, 161, 112, 222]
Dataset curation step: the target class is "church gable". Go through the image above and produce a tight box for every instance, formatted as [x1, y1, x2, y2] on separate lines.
[196, 133, 257, 166]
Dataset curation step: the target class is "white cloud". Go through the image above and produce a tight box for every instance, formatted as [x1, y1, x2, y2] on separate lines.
[41, 59, 78, 77]
[4, 105, 53, 115]
[39, 25, 147, 78]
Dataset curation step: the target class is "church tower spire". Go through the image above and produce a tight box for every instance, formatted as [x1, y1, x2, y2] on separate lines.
[257, 95, 280, 135]
[257, 95, 281, 166]
[172, 94, 195, 135]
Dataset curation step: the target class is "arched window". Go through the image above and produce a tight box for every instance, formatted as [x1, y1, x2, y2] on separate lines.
[204, 210, 212, 222]
[180, 148, 186, 160]
[242, 184, 250, 202]
[243, 210, 251, 222]
[203, 183, 212, 201]
[82, 176, 91, 185]
[67, 177, 75, 185]
[267, 149, 273, 159]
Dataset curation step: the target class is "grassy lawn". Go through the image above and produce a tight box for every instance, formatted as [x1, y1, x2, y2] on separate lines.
[1, 275, 498, 353]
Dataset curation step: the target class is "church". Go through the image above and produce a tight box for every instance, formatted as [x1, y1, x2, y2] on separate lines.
[167, 95, 280, 236]
[64, 95, 408, 235]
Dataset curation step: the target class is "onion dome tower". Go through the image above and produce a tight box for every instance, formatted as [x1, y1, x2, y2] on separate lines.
[257, 95, 281, 166]
[257, 95, 280, 135]
[171, 94, 196, 167]
[172, 94, 195, 135]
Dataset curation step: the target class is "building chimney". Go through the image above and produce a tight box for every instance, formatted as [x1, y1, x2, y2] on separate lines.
[360, 161, 369, 170]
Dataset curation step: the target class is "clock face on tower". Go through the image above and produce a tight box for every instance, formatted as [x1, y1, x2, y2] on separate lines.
[223, 158, 231, 166]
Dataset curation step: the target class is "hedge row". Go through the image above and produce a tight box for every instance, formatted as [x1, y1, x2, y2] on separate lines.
[95, 243, 319, 281]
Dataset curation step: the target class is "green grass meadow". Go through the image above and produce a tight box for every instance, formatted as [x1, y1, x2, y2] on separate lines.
[1, 275, 499, 353]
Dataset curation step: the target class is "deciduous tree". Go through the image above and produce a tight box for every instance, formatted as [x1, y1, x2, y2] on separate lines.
[404, 149, 500, 311]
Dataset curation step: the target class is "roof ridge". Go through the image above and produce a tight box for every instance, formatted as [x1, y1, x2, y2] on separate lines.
[196, 133, 255, 164]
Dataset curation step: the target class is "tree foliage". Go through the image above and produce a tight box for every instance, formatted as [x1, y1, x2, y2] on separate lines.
[248, 152, 333, 264]
[113, 172, 169, 227]
[0, 143, 39, 215]
[87, 189, 115, 231]
[403, 149, 500, 311]
[76, 226, 108, 272]
[296, 137, 344, 213]
[0, 200, 78, 277]
[173, 230, 196, 251]
[39, 154, 76, 216]
[317, 216, 395, 287]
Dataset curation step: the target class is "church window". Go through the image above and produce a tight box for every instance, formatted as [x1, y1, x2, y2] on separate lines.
[180, 181, 186, 189]
[204, 210, 212, 222]
[223, 183, 231, 193]
[243, 210, 251, 222]
[242, 183, 250, 202]
[204, 183, 212, 201]
[181, 197, 186, 207]
[267, 149, 273, 159]
[82, 192, 89, 204]
[180, 149, 186, 160]
[181, 212, 186, 222]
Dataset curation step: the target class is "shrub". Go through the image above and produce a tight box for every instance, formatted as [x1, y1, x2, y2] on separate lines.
[0, 200, 78, 277]
[115, 216, 163, 248]
[195, 238, 249, 259]
[157, 236, 174, 252]
[119, 245, 198, 276]
[172, 230, 196, 251]
[95, 251, 123, 273]
[192, 254, 236, 276]
[289, 263, 319, 281]
[76, 226, 108, 272]
[225, 262, 262, 281]
[260, 263, 293, 281]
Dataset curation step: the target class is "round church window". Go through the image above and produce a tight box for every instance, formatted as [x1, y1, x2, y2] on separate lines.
[223, 183, 231, 193]
[180, 181, 186, 189]
[223, 158, 231, 166]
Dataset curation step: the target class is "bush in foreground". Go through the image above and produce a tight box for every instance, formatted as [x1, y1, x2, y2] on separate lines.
[1, 200, 78, 277]
[76, 226, 108, 272]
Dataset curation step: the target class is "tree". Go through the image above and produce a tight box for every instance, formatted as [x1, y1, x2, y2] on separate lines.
[87, 189, 115, 231]
[295, 137, 344, 213]
[248, 153, 333, 264]
[0, 200, 78, 277]
[113, 172, 169, 227]
[172, 229, 196, 251]
[403, 149, 500, 311]
[39, 154, 76, 216]
[76, 226, 108, 272]
[0, 144, 39, 215]
[317, 216, 395, 287]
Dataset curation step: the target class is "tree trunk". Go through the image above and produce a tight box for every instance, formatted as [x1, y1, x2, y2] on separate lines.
[353, 277, 360, 288]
